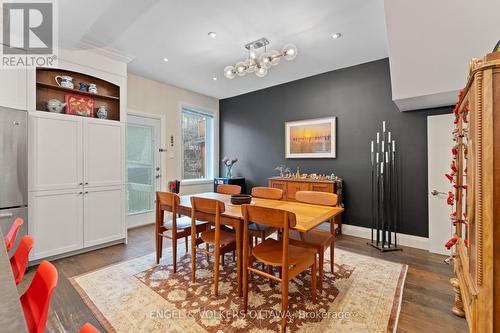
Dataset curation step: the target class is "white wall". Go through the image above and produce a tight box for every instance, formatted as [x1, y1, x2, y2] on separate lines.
[384, 0, 500, 111]
[127, 74, 219, 196]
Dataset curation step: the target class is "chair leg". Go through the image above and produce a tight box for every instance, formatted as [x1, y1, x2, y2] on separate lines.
[185, 236, 189, 253]
[232, 251, 235, 262]
[159, 236, 163, 258]
[311, 257, 317, 303]
[206, 243, 210, 262]
[172, 236, 177, 273]
[221, 252, 225, 267]
[330, 244, 334, 273]
[155, 235, 161, 264]
[268, 265, 274, 287]
[243, 263, 249, 312]
[191, 231, 197, 283]
[319, 251, 324, 291]
[214, 244, 220, 296]
[281, 279, 289, 333]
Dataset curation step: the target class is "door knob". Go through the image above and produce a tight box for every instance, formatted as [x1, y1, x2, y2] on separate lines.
[431, 190, 446, 196]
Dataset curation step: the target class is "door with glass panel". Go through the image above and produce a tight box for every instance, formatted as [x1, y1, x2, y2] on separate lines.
[127, 114, 161, 228]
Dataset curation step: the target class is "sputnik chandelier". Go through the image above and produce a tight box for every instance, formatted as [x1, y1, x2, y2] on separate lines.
[224, 37, 298, 79]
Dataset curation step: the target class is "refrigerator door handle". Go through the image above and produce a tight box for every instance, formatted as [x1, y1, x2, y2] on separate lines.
[0, 213, 14, 218]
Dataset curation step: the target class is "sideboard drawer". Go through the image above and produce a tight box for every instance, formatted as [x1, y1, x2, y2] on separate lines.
[286, 182, 309, 201]
[310, 183, 333, 192]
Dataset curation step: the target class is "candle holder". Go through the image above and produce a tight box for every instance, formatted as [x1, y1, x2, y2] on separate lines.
[368, 121, 402, 252]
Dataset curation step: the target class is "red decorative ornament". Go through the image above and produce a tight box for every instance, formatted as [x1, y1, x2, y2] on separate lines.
[447, 191, 455, 205]
[445, 173, 455, 183]
[445, 235, 458, 250]
[463, 112, 469, 123]
[450, 211, 457, 219]
[452, 146, 458, 158]
[453, 105, 459, 114]
[450, 161, 458, 173]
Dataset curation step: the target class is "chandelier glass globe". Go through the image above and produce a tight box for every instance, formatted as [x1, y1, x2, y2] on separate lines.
[258, 53, 272, 69]
[224, 65, 236, 79]
[244, 58, 256, 73]
[255, 66, 268, 77]
[282, 44, 298, 61]
[269, 49, 281, 66]
[235, 61, 247, 76]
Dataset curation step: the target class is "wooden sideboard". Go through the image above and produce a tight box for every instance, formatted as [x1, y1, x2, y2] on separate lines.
[450, 52, 500, 333]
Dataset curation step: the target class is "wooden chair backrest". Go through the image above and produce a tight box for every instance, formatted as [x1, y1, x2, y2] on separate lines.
[156, 191, 180, 213]
[217, 184, 242, 195]
[295, 191, 338, 206]
[251, 187, 283, 200]
[242, 204, 296, 229]
[190, 196, 225, 226]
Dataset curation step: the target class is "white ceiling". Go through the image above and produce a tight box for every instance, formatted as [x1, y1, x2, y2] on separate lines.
[385, 0, 500, 111]
[58, 0, 388, 99]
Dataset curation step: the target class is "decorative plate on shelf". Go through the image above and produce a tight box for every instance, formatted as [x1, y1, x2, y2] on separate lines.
[65, 93, 94, 117]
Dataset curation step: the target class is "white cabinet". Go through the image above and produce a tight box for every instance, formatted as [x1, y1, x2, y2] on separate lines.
[28, 112, 126, 260]
[0, 46, 27, 110]
[84, 186, 125, 247]
[29, 112, 83, 191]
[29, 189, 83, 260]
[84, 119, 124, 187]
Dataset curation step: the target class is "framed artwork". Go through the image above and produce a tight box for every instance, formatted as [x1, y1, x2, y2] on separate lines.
[65, 93, 94, 117]
[285, 116, 336, 158]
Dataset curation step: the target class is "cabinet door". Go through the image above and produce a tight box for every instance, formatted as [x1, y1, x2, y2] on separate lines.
[29, 189, 84, 260]
[84, 119, 124, 187]
[269, 180, 287, 198]
[29, 112, 83, 191]
[286, 182, 310, 201]
[0, 47, 27, 110]
[83, 185, 125, 247]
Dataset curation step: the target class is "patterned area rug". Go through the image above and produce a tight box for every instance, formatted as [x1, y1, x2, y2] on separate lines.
[70, 248, 407, 333]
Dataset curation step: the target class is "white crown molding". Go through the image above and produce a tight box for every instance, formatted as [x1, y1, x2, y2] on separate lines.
[76, 39, 135, 64]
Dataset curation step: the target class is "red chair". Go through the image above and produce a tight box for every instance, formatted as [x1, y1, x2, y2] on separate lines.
[79, 323, 101, 333]
[4, 217, 24, 252]
[21, 260, 58, 333]
[10, 235, 34, 285]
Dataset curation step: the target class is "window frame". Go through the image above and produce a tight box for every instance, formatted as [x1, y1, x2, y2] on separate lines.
[180, 104, 217, 184]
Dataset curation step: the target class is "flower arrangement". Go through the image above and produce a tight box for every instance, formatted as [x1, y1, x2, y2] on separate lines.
[274, 165, 291, 177]
[222, 156, 238, 178]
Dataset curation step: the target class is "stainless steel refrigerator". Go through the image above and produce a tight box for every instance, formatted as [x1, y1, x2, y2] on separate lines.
[0, 107, 27, 256]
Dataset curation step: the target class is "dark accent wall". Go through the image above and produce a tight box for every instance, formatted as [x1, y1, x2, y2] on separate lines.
[219, 58, 451, 237]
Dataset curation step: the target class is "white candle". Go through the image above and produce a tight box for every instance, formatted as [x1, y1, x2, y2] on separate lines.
[383, 121, 386, 132]
[381, 161, 384, 174]
[376, 152, 379, 163]
[385, 151, 389, 162]
[382, 141, 385, 152]
[392, 140, 395, 151]
[371, 141, 374, 152]
[388, 131, 391, 142]
[376, 132, 380, 144]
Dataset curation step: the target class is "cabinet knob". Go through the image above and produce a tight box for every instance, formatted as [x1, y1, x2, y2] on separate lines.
[84, 191, 89, 194]
[78, 192, 83, 195]
[79, 182, 83, 186]
[85, 182, 89, 185]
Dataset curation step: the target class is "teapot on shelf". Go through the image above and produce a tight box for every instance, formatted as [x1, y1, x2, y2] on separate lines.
[46, 99, 66, 113]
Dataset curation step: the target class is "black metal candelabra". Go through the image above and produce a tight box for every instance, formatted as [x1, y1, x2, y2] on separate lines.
[369, 121, 402, 252]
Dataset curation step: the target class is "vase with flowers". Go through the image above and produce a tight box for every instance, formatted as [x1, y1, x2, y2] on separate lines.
[222, 156, 238, 178]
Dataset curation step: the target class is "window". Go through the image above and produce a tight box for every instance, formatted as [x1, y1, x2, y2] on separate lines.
[181, 107, 214, 180]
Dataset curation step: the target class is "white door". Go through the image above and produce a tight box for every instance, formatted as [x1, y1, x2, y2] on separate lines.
[83, 185, 125, 247]
[29, 189, 84, 260]
[428, 113, 455, 255]
[29, 112, 83, 191]
[0, 47, 27, 110]
[127, 114, 161, 228]
[84, 118, 124, 187]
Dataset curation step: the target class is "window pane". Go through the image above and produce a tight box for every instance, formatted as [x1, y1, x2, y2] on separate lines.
[182, 109, 212, 180]
[127, 124, 154, 214]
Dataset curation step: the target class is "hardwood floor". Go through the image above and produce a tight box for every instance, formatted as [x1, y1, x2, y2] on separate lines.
[19, 224, 468, 333]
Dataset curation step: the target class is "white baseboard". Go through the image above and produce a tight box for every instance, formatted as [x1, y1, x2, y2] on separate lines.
[341, 224, 429, 250]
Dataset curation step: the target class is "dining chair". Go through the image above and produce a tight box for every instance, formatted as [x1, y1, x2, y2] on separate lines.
[155, 191, 207, 272]
[289, 190, 338, 290]
[79, 323, 101, 333]
[190, 196, 237, 296]
[242, 204, 316, 333]
[217, 184, 242, 195]
[10, 235, 34, 285]
[4, 217, 24, 252]
[248, 187, 283, 244]
[21, 260, 58, 333]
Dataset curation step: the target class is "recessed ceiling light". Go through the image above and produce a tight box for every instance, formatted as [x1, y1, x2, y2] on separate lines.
[162, 57, 169, 62]
[331, 33, 342, 39]
[212, 76, 217, 81]
[208, 32, 217, 38]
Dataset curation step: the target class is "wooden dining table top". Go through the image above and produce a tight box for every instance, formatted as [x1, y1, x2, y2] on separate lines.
[177, 192, 344, 233]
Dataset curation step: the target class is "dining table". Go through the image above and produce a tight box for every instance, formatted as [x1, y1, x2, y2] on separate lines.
[165, 192, 344, 296]
[0, 229, 28, 333]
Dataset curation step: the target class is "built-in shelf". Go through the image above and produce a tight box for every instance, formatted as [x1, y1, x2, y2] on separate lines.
[36, 82, 120, 101]
[36, 68, 121, 121]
